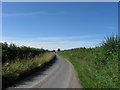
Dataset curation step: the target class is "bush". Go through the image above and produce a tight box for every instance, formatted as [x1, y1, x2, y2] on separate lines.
[1, 42, 47, 64]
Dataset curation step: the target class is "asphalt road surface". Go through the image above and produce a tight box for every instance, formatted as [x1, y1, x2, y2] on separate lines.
[10, 54, 82, 88]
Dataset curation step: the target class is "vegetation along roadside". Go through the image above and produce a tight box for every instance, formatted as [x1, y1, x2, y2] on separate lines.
[1, 43, 56, 89]
[58, 35, 119, 88]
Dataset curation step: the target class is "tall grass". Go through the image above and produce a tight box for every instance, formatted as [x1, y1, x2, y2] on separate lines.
[2, 52, 56, 88]
[59, 35, 119, 88]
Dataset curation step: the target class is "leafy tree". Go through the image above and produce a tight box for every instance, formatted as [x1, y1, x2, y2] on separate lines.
[52, 50, 55, 52]
[57, 48, 61, 52]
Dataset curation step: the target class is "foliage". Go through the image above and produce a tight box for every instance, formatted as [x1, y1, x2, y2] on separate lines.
[59, 35, 119, 88]
[1, 42, 46, 64]
[57, 48, 61, 52]
[2, 52, 56, 88]
[52, 50, 56, 52]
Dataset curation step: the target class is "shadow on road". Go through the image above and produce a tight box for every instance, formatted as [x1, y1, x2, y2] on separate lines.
[4, 55, 57, 89]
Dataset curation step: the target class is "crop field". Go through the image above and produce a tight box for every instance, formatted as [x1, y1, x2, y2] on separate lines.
[59, 35, 119, 88]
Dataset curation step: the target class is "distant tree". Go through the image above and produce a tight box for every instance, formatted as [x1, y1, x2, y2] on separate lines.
[57, 48, 61, 52]
[52, 50, 55, 52]
[46, 49, 49, 52]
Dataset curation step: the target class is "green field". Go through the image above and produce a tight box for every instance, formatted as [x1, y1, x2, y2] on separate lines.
[58, 35, 119, 88]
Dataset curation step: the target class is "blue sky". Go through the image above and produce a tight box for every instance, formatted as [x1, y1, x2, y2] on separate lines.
[2, 2, 118, 50]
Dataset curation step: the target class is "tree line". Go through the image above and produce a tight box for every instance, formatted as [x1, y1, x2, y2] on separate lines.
[1, 42, 48, 64]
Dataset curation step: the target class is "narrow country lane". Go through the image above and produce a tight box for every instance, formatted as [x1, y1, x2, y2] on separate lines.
[9, 54, 82, 88]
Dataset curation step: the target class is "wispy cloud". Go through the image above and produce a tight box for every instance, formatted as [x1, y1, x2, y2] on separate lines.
[3, 34, 103, 42]
[2, 35, 103, 50]
[2, 40, 100, 50]
[3, 11, 68, 17]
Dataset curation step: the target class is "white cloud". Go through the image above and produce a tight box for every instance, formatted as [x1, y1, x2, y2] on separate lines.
[2, 35, 102, 50]
[2, 40, 100, 50]
[3, 34, 103, 42]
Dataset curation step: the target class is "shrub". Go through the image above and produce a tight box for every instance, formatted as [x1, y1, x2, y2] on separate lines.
[1, 42, 47, 64]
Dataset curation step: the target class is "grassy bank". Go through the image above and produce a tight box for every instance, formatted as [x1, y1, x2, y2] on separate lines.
[58, 35, 119, 88]
[2, 52, 56, 88]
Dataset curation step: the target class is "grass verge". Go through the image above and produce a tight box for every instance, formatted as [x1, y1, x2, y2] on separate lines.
[2, 52, 56, 89]
[58, 35, 119, 88]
